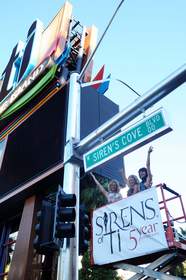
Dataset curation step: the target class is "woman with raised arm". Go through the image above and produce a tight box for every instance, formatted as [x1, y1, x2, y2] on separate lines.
[90, 172, 122, 204]
[138, 146, 153, 191]
[119, 167, 140, 197]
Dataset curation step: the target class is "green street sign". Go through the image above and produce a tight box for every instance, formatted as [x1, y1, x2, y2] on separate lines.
[83, 108, 172, 172]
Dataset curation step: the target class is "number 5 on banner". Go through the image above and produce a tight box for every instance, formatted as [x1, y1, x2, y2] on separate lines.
[129, 229, 138, 250]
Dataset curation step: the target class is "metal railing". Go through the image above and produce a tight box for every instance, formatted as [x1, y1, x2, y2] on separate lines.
[157, 183, 186, 248]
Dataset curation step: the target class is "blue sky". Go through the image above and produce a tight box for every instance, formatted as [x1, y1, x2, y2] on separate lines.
[0, 1, 186, 217]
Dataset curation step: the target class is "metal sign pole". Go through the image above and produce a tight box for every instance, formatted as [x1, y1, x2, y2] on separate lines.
[57, 72, 81, 280]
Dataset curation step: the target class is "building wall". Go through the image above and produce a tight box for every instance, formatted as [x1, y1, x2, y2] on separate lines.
[0, 84, 123, 200]
[81, 86, 123, 183]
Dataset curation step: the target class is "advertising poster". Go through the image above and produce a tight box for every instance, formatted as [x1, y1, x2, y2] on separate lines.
[92, 187, 168, 265]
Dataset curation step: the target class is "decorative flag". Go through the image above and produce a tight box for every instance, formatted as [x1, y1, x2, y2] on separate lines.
[97, 73, 111, 95]
[91, 65, 105, 89]
[91, 65, 110, 94]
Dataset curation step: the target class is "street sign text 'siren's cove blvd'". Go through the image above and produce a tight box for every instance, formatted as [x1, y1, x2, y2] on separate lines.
[83, 108, 172, 172]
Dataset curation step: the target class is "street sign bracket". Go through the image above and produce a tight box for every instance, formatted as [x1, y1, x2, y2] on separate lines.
[64, 137, 83, 166]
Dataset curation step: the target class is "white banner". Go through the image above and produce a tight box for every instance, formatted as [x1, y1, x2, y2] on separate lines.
[92, 187, 168, 265]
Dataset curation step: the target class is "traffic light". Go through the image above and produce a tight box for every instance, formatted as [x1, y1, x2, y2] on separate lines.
[79, 206, 90, 255]
[33, 200, 57, 254]
[54, 191, 76, 239]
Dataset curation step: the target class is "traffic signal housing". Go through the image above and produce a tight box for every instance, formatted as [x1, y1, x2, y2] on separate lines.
[54, 192, 76, 239]
[33, 200, 57, 254]
[79, 206, 91, 255]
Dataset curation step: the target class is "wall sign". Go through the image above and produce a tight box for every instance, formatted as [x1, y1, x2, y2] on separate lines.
[0, 1, 72, 117]
[0, 58, 53, 116]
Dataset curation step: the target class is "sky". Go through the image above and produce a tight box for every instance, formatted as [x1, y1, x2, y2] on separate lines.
[0, 0, 185, 221]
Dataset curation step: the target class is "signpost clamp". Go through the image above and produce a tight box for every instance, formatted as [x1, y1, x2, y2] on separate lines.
[64, 137, 83, 166]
